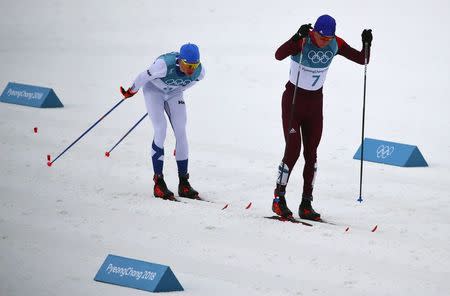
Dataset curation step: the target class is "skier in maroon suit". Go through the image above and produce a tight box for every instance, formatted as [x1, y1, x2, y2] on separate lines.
[272, 14, 373, 220]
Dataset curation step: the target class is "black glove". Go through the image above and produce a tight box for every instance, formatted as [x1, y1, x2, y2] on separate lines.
[291, 23, 312, 42]
[362, 29, 373, 47]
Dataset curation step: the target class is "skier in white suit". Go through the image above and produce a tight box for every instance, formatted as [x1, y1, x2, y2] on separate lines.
[120, 43, 205, 201]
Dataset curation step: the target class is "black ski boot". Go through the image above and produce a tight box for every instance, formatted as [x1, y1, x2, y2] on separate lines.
[298, 195, 321, 221]
[272, 184, 293, 218]
[178, 174, 199, 199]
[153, 174, 176, 201]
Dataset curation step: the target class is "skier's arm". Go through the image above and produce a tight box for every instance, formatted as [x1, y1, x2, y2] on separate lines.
[275, 38, 303, 60]
[275, 25, 312, 60]
[130, 58, 167, 92]
[336, 36, 370, 65]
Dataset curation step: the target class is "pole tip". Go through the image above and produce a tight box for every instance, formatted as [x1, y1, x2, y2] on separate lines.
[47, 161, 52, 167]
[105, 152, 110, 157]
[357, 196, 363, 203]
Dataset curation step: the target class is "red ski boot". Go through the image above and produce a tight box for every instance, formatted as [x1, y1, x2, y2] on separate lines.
[178, 174, 199, 199]
[298, 196, 321, 221]
[272, 184, 293, 218]
[153, 174, 176, 201]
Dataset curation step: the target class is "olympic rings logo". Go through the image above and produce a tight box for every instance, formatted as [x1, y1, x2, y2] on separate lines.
[376, 145, 395, 159]
[307, 50, 334, 64]
[164, 78, 192, 86]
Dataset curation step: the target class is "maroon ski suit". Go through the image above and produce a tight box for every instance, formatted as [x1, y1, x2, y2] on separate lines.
[275, 32, 370, 197]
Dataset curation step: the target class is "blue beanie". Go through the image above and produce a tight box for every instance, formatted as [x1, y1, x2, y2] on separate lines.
[179, 43, 200, 63]
[314, 15, 336, 37]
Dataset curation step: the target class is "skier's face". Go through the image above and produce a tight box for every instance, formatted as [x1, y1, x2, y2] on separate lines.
[179, 59, 200, 76]
[313, 31, 334, 48]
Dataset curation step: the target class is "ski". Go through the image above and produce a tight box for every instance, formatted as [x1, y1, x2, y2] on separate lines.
[152, 195, 181, 202]
[264, 215, 313, 227]
[302, 218, 337, 225]
[178, 195, 214, 203]
[152, 194, 213, 204]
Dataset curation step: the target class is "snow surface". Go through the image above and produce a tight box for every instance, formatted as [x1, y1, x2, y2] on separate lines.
[1, 0, 450, 295]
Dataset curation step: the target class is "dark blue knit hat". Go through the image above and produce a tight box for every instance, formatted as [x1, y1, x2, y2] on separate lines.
[314, 15, 336, 37]
[179, 43, 200, 63]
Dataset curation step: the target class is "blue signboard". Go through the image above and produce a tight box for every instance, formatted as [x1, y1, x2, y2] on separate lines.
[353, 138, 428, 167]
[0, 82, 63, 108]
[94, 254, 184, 292]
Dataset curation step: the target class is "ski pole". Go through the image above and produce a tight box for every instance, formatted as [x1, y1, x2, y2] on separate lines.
[357, 42, 369, 202]
[105, 113, 148, 157]
[278, 43, 304, 184]
[47, 99, 125, 167]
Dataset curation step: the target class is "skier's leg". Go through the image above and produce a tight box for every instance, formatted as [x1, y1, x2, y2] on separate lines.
[143, 86, 167, 175]
[301, 113, 322, 198]
[143, 85, 174, 199]
[165, 94, 188, 174]
[299, 97, 323, 220]
[273, 84, 302, 217]
[165, 95, 199, 199]
[278, 85, 302, 187]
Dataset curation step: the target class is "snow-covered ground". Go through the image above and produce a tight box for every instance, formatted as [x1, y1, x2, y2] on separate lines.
[1, 0, 449, 295]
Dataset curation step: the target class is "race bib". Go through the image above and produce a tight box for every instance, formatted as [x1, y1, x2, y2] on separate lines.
[289, 61, 329, 91]
[289, 38, 338, 91]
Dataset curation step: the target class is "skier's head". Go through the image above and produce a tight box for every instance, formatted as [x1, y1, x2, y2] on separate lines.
[179, 43, 200, 76]
[314, 14, 336, 37]
[313, 15, 336, 48]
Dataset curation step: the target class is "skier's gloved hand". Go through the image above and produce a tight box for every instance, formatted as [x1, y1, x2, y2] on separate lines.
[120, 86, 137, 99]
[291, 23, 312, 42]
[362, 29, 373, 47]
